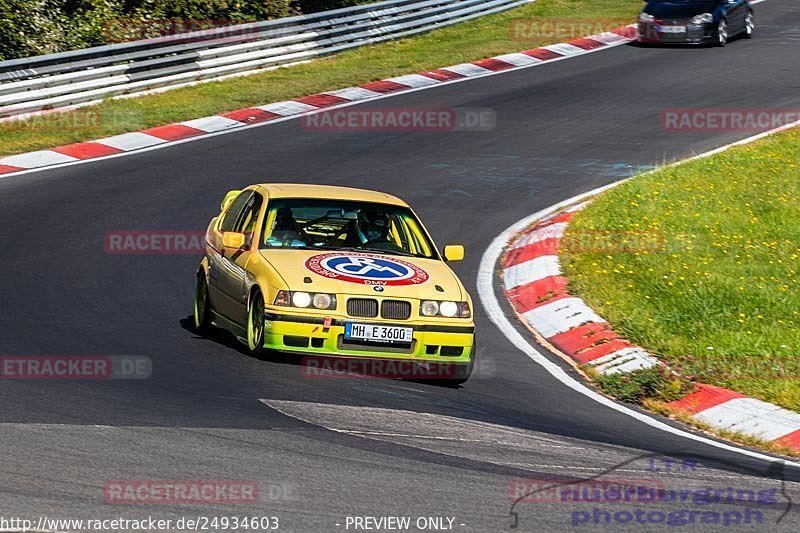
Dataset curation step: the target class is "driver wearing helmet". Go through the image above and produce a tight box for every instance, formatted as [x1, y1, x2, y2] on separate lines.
[356, 210, 403, 252]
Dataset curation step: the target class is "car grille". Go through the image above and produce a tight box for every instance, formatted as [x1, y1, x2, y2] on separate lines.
[338, 337, 415, 354]
[381, 300, 412, 320]
[347, 298, 378, 318]
[640, 18, 705, 43]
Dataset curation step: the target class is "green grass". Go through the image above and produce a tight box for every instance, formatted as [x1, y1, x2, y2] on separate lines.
[563, 128, 800, 412]
[589, 366, 691, 405]
[0, 0, 640, 157]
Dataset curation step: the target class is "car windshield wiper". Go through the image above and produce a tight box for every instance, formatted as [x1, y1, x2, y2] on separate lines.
[311, 245, 421, 258]
[354, 247, 420, 258]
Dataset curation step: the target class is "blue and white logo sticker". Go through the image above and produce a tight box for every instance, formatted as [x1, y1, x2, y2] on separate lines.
[305, 253, 429, 286]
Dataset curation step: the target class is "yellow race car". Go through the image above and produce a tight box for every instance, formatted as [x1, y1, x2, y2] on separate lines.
[193, 184, 475, 383]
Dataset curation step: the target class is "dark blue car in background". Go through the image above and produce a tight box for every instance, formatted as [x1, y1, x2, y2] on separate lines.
[638, 0, 755, 46]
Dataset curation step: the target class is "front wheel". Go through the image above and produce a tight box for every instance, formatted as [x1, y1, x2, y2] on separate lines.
[714, 18, 728, 47]
[438, 347, 475, 387]
[193, 273, 212, 333]
[743, 10, 754, 39]
[449, 359, 474, 386]
[246, 290, 266, 355]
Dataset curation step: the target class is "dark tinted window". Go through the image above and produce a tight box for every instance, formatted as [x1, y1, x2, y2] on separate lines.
[235, 192, 264, 234]
[219, 191, 253, 232]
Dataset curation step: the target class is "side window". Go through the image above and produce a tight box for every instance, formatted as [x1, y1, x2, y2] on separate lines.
[219, 191, 253, 233]
[236, 193, 264, 235]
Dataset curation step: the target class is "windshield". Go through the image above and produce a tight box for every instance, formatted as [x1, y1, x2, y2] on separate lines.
[259, 199, 438, 259]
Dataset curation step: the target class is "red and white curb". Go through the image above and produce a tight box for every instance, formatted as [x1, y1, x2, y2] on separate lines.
[500, 197, 800, 455]
[0, 26, 635, 178]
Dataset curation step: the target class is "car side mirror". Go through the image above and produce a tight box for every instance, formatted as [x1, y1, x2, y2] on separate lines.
[443, 245, 465, 262]
[222, 231, 246, 250]
[220, 189, 242, 212]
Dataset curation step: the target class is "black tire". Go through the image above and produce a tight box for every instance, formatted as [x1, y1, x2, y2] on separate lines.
[714, 18, 728, 47]
[449, 359, 474, 386]
[193, 273, 212, 333]
[743, 10, 754, 39]
[438, 344, 475, 387]
[246, 289, 266, 356]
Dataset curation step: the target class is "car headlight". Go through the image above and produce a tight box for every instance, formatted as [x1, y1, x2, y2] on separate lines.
[439, 301, 458, 318]
[420, 300, 471, 318]
[691, 13, 713, 24]
[639, 12, 655, 23]
[292, 291, 312, 308]
[420, 300, 439, 317]
[274, 290, 336, 310]
[312, 293, 333, 310]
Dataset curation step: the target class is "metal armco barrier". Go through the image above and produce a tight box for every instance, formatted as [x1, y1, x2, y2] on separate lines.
[0, 0, 532, 119]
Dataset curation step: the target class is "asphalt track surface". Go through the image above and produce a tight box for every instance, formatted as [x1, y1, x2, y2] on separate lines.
[1, 1, 799, 531]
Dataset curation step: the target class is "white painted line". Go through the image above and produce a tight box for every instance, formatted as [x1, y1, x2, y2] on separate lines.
[94, 132, 165, 151]
[493, 52, 542, 67]
[440, 63, 493, 77]
[257, 100, 319, 116]
[694, 398, 800, 442]
[385, 74, 441, 88]
[0, 150, 78, 168]
[521, 297, 603, 338]
[325, 86, 384, 101]
[511, 222, 567, 249]
[180, 115, 243, 132]
[541, 43, 587, 57]
[503, 255, 561, 289]
[478, 119, 800, 468]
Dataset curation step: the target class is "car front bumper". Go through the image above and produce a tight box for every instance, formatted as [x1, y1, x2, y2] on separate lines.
[263, 311, 475, 365]
[638, 22, 715, 44]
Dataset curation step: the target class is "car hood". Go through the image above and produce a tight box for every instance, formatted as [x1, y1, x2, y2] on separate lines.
[259, 249, 465, 300]
[645, 1, 716, 18]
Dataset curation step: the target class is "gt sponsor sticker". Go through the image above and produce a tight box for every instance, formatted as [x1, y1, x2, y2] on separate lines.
[305, 253, 429, 286]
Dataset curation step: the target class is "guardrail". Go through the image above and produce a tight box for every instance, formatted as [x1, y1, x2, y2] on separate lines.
[0, 0, 532, 119]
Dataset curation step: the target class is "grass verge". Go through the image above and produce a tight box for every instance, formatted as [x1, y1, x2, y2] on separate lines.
[0, 0, 640, 157]
[563, 127, 800, 412]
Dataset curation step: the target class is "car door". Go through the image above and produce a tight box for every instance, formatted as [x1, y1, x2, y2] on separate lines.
[221, 192, 265, 326]
[207, 190, 253, 322]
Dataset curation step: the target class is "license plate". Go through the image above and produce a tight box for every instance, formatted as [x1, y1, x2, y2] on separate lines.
[345, 323, 413, 344]
[659, 25, 685, 33]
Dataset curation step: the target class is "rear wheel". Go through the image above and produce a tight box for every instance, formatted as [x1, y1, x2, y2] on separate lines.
[714, 18, 728, 47]
[247, 290, 266, 355]
[743, 10, 754, 39]
[193, 273, 211, 333]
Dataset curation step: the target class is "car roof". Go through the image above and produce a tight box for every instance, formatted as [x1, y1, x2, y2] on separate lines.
[251, 183, 408, 207]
